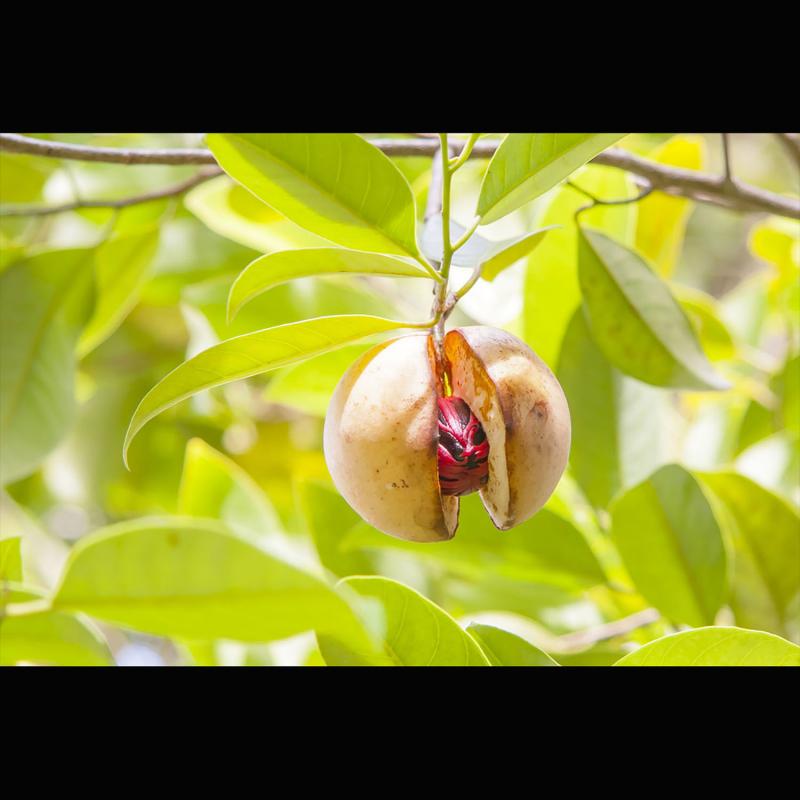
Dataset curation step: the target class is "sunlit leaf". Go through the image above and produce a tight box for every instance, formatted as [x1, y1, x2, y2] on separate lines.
[265, 344, 372, 417]
[1, 585, 112, 666]
[51, 517, 372, 646]
[557, 311, 668, 509]
[340, 492, 606, 590]
[467, 623, 559, 666]
[610, 465, 727, 627]
[673, 284, 736, 362]
[206, 134, 421, 258]
[123, 315, 414, 465]
[0, 536, 23, 581]
[579, 227, 729, 390]
[185, 175, 328, 252]
[228, 248, 436, 320]
[615, 627, 800, 666]
[78, 226, 160, 356]
[477, 134, 626, 224]
[700, 472, 800, 640]
[635, 135, 705, 276]
[0, 249, 94, 484]
[523, 167, 636, 367]
[318, 576, 490, 666]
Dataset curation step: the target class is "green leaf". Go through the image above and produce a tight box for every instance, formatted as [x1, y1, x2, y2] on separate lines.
[480, 227, 558, 281]
[340, 492, 606, 590]
[610, 465, 727, 627]
[206, 134, 421, 258]
[615, 627, 800, 666]
[51, 517, 372, 646]
[178, 438, 282, 542]
[699, 472, 800, 639]
[1, 585, 112, 666]
[578, 228, 729, 390]
[123, 314, 412, 465]
[557, 310, 668, 509]
[634, 135, 705, 276]
[296, 480, 373, 578]
[0, 249, 94, 484]
[673, 284, 736, 363]
[318, 576, 490, 666]
[467, 623, 559, 666]
[0, 536, 23, 581]
[264, 344, 372, 417]
[477, 134, 626, 224]
[185, 175, 329, 252]
[523, 167, 636, 368]
[78, 226, 160, 356]
[228, 248, 436, 321]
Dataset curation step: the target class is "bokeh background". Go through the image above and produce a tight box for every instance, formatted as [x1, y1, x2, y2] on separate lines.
[1, 133, 798, 666]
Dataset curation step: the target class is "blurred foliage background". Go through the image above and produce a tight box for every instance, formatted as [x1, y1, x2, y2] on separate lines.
[0, 133, 798, 666]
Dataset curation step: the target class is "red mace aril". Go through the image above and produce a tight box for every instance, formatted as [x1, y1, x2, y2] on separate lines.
[437, 396, 489, 496]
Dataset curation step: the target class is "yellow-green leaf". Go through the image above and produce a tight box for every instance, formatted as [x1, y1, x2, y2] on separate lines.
[467, 623, 559, 666]
[206, 134, 421, 258]
[579, 228, 729, 390]
[635, 135, 705, 276]
[477, 133, 626, 224]
[228, 248, 436, 321]
[123, 315, 412, 465]
[615, 627, 800, 666]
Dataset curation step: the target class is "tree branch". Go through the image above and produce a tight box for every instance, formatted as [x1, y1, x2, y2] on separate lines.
[776, 133, 800, 171]
[557, 608, 661, 652]
[2, 133, 798, 220]
[0, 167, 221, 217]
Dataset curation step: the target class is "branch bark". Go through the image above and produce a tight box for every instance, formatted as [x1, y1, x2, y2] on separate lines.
[2, 133, 798, 220]
[0, 167, 221, 217]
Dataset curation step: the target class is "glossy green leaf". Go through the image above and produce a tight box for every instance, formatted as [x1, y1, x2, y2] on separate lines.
[206, 134, 421, 258]
[467, 623, 559, 666]
[78, 226, 160, 356]
[228, 248, 436, 321]
[610, 465, 727, 627]
[477, 133, 626, 224]
[557, 311, 668, 509]
[123, 315, 412, 465]
[185, 175, 328, 252]
[0, 536, 23, 582]
[635, 135, 705, 276]
[480, 227, 558, 281]
[700, 472, 800, 639]
[579, 227, 729, 390]
[264, 344, 372, 417]
[615, 627, 800, 666]
[51, 517, 371, 646]
[0, 249, 94, 484]
[318, 576, 490, 666]
[340, 492, 606, 590]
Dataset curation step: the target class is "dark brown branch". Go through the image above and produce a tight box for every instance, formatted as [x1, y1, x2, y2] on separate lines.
[0, 167, 221, 217]
[1, 133, 798, 220]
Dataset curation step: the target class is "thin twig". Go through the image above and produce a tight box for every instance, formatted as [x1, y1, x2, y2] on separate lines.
[569, 179, 655, 221]
[721, 133, 733, 183]
[0, 167, 221, 217]
[557, 608, 661, 652]
[1, 133, 798, 219]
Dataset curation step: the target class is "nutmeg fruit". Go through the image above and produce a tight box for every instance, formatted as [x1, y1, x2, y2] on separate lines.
[323, 326, 571, 542]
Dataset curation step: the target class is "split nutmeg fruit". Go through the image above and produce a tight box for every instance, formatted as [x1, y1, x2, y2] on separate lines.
[323, 326, 571, 542]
